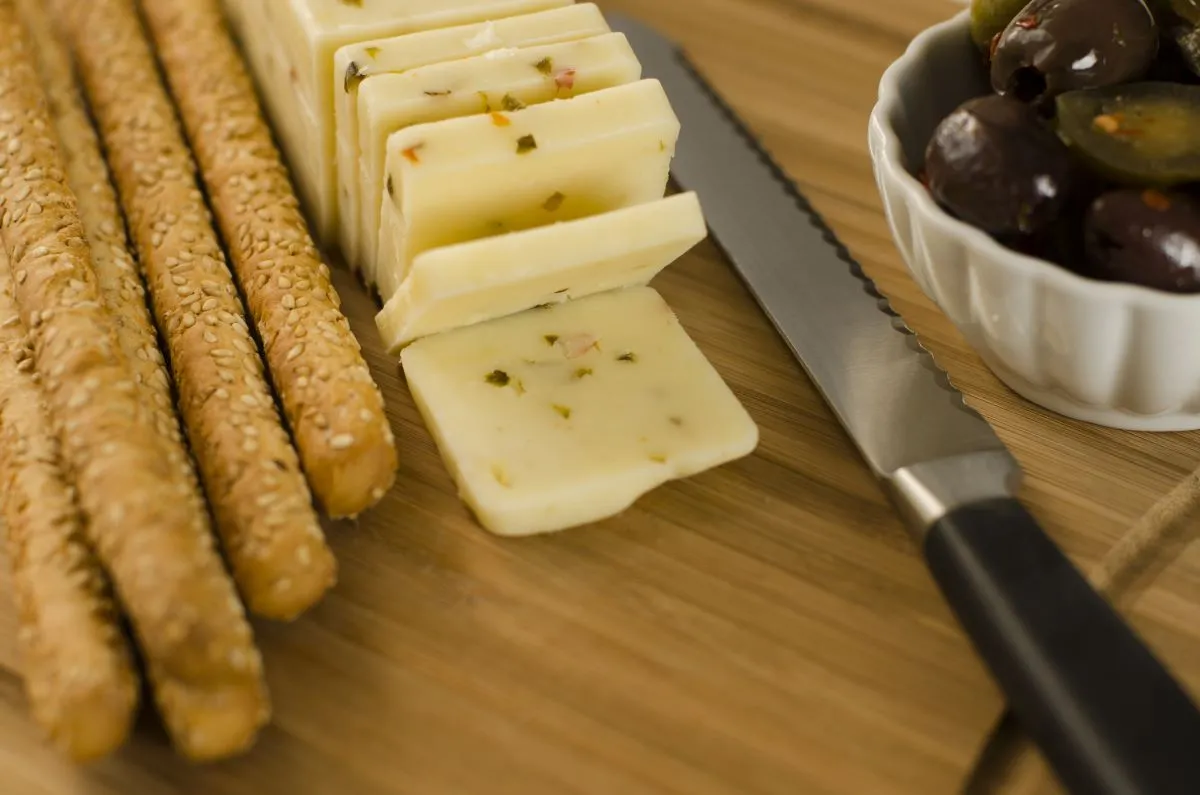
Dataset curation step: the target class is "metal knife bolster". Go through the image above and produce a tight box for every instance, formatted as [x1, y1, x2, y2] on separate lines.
[609, 13, 1020, 539]
[886, 451, 1019, 537]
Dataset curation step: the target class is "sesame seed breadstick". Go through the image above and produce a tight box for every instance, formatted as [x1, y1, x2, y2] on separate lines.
[13, 0, 212, 548]
[0, 0, 269, 760]
[0, 249, 138, 763]
[140, 0, 397, 519]
[56, 0, 337, 620]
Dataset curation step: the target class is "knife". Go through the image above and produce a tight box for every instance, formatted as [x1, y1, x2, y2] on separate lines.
[609, 13, 1200, 795]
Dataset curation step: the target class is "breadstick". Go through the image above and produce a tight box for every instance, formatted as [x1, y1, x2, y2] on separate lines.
[0, 0, 269, 761]
[140, 0, 397, 519]
[56, 0, 337, 620]
[14, 0, 212, 548]
[0, 248, 138, 762]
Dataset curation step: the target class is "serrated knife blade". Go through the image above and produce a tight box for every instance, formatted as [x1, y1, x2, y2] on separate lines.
[609, 13, 1200, 795]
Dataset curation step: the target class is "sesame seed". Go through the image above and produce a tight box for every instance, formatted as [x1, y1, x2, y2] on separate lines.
[329, 434, 355, 450]
[181, 313, 196, 328]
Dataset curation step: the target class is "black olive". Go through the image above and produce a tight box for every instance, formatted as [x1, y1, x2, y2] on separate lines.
[924, 94, 1077, 237]
[1083, 188, 1200, 291]
[991, 0, 1159, 104]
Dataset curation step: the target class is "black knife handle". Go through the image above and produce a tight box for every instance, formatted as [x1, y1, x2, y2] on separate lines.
[924, 498, 1200, 795]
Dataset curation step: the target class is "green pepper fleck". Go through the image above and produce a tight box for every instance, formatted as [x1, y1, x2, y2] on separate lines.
[485, 370, 510, 387]
[535, 57, 554, 75]
[516, 134, 538, 154]
[344, 61, 366, 93]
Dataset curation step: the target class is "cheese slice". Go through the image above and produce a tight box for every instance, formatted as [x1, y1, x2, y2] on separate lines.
[375, 79, 680, 301]
[401, 287, 759, 536]
[334, 3, 611, 265]
[376, 192, 707, 352]
[354, 34, 641, 286]
[221, 0, 572, 245]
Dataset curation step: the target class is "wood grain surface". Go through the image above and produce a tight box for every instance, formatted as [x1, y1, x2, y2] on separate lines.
[3, 0, 1200, 792]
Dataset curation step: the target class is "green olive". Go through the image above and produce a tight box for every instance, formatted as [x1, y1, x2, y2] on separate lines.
[969, 0, 1032, 51]
[1055, 82, 1200, 186]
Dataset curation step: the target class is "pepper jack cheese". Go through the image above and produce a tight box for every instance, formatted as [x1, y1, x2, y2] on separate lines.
[401, 287, 759, 537]
[354, 33, 641, 286]
[335, 3, 610, 265]
[376, 192, 707, 352]
[375, 79, 680, 300]
[222, 0, 572, 244]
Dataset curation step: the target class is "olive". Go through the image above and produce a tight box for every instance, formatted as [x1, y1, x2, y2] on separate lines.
[924, 94, 1076, 237]
[1149, 0, 1200, 25]
[1084, 188, 1200, 292]
[991, 0, 1159, 104]
[1055, 82, 1200, 185]
[969, 0, 1033, 51]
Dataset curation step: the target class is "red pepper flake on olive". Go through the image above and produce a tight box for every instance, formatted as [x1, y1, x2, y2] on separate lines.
[1084, 188, 1200, 292]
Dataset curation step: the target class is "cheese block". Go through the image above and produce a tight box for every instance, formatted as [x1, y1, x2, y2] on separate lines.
[376, 192, 707, 352]
[221, 0, 572, 244]
[401, 287, 759, 537]
[334, 3, 610, 264]
[354, 33, 642, 285]
[375, 78, 680, 301]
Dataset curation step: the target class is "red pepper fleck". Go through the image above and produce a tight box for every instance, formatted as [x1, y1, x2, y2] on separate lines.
[490, 112, 511, 127]
[554, 68, 577, 90]
[1142, 190, 1172, 211]
[988, 32, 1002, 62]
[1015, 14, 1038, 29]
[402, 144, 424, 164]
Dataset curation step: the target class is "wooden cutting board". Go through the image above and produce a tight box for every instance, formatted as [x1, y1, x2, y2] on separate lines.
[3, 1, 1200, 793]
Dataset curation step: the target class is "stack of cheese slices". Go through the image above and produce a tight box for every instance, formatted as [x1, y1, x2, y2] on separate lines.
[229, 0, 760, 538]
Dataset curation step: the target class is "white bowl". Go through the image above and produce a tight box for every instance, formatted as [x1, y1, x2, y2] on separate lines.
[868, 10, 1200, 431]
